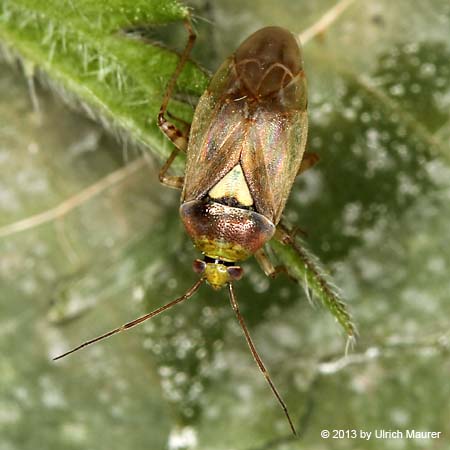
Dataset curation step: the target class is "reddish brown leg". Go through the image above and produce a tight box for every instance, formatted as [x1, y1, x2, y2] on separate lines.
[158, 148, 185, 189]
[278, 219, 308, 240]
[167, 110, 191, 132]
[255, 247, 297, 283]
[275, 221, 296, 244]
[254, 248, 288, 279]
[297, 152, 319, 176]
[157, 17, 196, 190]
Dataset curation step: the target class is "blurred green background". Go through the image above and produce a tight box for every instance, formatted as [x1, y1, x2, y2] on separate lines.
[1, 0, 450, 449]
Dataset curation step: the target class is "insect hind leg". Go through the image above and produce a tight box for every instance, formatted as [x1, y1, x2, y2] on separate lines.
[157, 16, 196, 152]
[157, 16, 196, 190]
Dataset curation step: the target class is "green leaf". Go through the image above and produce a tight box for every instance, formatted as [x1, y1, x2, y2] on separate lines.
[270, 236, 356, 339]
[0, 0, 355, 338]
[0, 0, 208, 157]
[1, 0, 450, 449]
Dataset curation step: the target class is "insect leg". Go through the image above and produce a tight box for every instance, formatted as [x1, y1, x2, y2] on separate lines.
[227, 283, 297, 435]
[275, 220, 301, 244]
[157, 17, 196, 189]
[159, 148, 185, 189]
[167, 110, 191, 132]
[157, 15, 196, 143]
[53, 278, 204, 361]
[254, 247, 289, 279]
[297, 152, 319, 176]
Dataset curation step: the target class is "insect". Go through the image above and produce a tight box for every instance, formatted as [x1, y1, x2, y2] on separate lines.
[54, 18, 319, 436]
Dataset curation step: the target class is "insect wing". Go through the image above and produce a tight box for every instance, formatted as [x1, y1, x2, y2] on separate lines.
[242, 102, 308, 223]
[182, 57, 244, 203]
[183, 29, 308, 226]
[234, 26, 308, 223]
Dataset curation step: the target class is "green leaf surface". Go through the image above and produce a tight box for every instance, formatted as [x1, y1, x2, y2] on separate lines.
[0, 0, 207, 158]
[1, 1, 450, 449]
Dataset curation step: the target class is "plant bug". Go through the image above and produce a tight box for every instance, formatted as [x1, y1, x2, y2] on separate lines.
[54, 17, 320, 436]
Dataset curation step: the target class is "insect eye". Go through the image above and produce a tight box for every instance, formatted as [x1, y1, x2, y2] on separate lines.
[192, 259, 206, 274]
[227, 266, 244, 281]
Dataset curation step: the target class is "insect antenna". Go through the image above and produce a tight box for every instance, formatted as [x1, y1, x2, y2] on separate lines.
[227, 283, 297, 436]
[53, 278, 204, 361]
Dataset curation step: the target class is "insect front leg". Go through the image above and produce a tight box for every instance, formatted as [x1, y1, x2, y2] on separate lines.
[255, 247, 290, 279]
[157, 17, 196, 190]
[274, 221, 297, 244]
